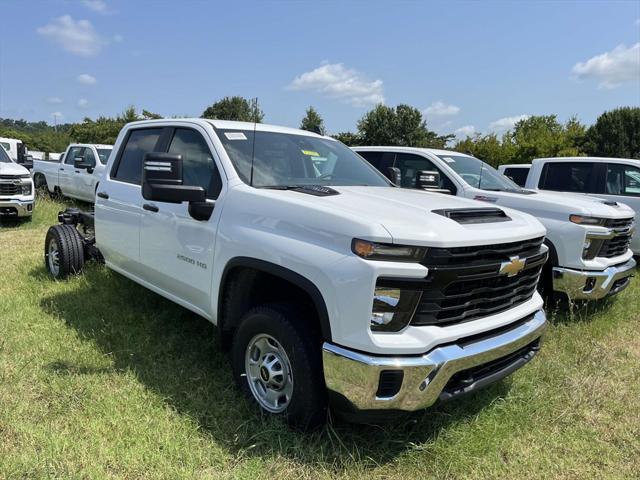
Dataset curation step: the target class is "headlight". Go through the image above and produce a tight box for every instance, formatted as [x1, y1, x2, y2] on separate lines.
[352, 238, 427, 262]
[370, 285, 422, 332]
[569, 215, 607, 226]
[21, 182, 32, 195]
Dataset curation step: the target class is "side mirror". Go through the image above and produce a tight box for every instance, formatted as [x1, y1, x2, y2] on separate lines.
[142, 152, 206, 204]
[385, 167, 402, 185]
[416, 170, 441, 190]
[22, 154, 34, 170]
[74, 158, 92, 170]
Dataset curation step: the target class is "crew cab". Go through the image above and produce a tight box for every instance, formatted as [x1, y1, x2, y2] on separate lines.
[44, 119, 549, 429]
[525, 157, 640, 254]
[354, 147, 636, 301]
[32, 143, 113, 202]
[0, 144, 34, 218]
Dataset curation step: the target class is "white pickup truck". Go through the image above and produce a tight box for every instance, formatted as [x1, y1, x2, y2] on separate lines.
[44, 119, 549, 429]
[354, 147, 636, 301]
[32, 143, 113, 203]
[0, 144, 34, 218]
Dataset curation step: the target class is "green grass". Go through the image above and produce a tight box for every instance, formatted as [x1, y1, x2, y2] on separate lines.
[1, 196, 639, 479]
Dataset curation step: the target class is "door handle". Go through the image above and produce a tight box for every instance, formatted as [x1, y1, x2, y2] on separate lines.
[143, 203, 159, 213]
[59, 168, 64, 171]
[97, 191, 109, 199]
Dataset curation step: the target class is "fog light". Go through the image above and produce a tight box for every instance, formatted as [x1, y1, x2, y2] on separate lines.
[370, 286, 422, 332]
[584, 277, 597, 292]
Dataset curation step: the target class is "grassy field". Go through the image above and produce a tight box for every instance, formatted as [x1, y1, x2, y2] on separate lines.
[1, 196, 639, 479]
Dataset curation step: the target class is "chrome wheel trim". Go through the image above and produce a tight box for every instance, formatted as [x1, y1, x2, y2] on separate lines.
[245, 333, 294, 413]
[47, 238, 60, 276]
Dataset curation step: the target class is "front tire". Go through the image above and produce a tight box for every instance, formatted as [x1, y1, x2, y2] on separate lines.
[231, 305, 327, 430]
[44, 225, 85, 279]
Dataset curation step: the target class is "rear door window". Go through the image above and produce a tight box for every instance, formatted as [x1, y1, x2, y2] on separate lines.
[112, 128, 163, 184]
[538, 162, 598, 193]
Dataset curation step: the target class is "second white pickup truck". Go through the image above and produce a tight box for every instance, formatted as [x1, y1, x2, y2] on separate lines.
[355, 147, 636, 301]
[44, 119, 549, 429]
[32, 143, 113, 203]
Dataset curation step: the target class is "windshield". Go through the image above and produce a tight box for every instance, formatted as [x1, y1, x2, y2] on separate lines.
[0, 146, 12, 163]
[437, 154, 522, 191]
[96, 148, 112, 164]
[216, 129, 390, 188]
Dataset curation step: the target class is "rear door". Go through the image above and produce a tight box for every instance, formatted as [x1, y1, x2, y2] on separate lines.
[95, 128, 164, 276]
[139, 125, 223, 317]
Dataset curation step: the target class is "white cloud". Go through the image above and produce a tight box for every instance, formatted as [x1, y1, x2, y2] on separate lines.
[51, 112, 64, 120]
[424, 101, 460, 116]
[77, 74, 97, 85]
[78, 98, 89, 108]
[635, 18, 640, 26]
[288, 62, 384, 107]
[37, 15, 104, 56]
[489, 114, 530, 132]
[572, 43, 640, 89]
[46, 97, 63, 104]
[455, 125, 476, 138]
[82, 0, 108, 14]
[113, 34, 124, 42]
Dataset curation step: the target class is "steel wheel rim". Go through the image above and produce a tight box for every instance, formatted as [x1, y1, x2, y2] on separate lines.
[245, 333, 293, 413]
[47, 238, 60, 276]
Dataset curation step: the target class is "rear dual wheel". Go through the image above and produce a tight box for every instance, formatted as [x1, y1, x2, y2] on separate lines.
[44, 225, 85, 279]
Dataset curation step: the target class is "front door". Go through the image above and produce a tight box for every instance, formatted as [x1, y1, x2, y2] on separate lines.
[139, 126, 223, 317]
[60, 146, 82, 197]
[74, 147, 99, 202]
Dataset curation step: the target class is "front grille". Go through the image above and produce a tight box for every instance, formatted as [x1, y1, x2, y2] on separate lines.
[605, 217, 633, 229]
[598, 234, 632, 258]
[0, 183, 20, 196]
[410, 237, 547, 327]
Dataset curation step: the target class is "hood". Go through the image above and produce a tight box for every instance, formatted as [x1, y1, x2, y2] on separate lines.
[485, 189, 635, 220]
[243, 186, 546, 248]
[0, 162, 30, 176]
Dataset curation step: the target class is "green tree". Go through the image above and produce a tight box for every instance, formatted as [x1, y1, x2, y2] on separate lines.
[583, 107, 640, 159]
[356, 104, 452, 148]
[454, 133, 516, 167]
[201, 96, 263, 122]
[510, 115, 586, 163]
[299, 106, 325, 135]
[332, 131, 362, 146]
[141, 109, 163, 120]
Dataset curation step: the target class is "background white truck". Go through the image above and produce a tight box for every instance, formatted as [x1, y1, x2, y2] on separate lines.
[354, 147, 636, 301]
[0, 143, 34, 218]
[44, 118, 548, 429]
[523, 157, 640, 254]
[32, 143, 113, 203]
[0, 136, 33, 169]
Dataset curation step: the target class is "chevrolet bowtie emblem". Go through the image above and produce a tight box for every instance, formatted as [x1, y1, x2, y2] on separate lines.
[499, 256, 525, 277]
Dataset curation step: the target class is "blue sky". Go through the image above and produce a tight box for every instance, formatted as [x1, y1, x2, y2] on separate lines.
[1, 0, 639, 137]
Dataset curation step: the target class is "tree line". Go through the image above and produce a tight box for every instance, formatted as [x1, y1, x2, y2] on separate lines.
[1, 96, 638, 164]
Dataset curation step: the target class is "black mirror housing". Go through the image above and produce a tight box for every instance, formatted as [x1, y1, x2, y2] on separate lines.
[74, 158, 92, 169]
[142, 152, 205, 204]
[416, 170, 441, 190]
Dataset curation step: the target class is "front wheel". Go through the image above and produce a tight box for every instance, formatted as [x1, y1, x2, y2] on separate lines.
[44, 224, 85, 279]
[231, 305, 327, 430]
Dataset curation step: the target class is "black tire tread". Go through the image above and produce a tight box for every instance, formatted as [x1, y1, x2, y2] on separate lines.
[44, 224, 85, 279]
[231, 304, 327, 430]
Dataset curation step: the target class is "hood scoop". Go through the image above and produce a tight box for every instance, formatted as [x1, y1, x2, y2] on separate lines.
[601, 200, 619, 207]
[292, 185, 340, 197]
[432, 208, 511, 224]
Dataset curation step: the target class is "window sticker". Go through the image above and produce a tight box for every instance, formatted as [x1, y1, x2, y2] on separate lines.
[443, 157, 455, 163]
[224, 132, 247, 141]
[301, 150, 320, 156]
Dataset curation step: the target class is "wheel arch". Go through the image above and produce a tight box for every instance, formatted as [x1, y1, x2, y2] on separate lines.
[217, 257, 332, 343]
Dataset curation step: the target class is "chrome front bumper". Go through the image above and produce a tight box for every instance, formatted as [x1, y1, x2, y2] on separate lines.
[552, 258, 636, 300]
[322, 310, 546, 412]
[0, 199, 33, 217]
